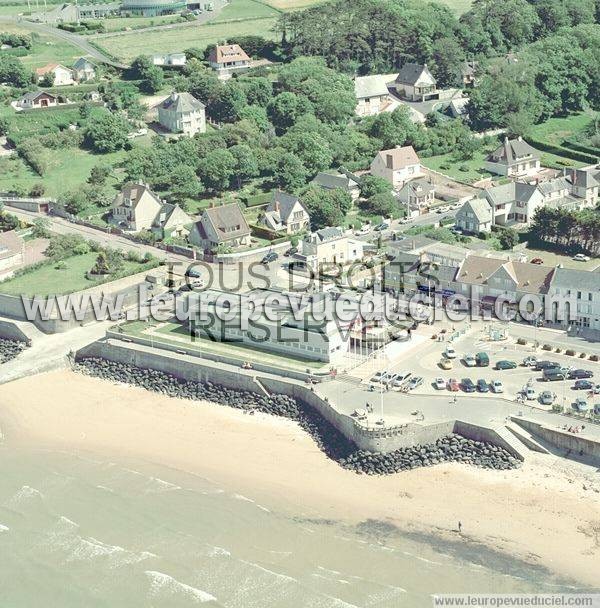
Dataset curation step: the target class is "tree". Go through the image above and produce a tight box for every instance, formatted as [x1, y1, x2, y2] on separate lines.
[238, 104, 270, 131]
[168, 165, 203, 202]
[359, 175, 391, 200]
[230, 144, 259, 188]
[237, 76, 272, 107]
[130, 55, 164, 93]
[362, 192, 396, 216]
[208, 83, 247, 123]
[272, 151, 308, 192]
[301, 186, 352, 230]
[280, 129, 332, 176]
[267, 92, 311, 132]
[495, 226, 519, 250]
[198, 148, 236, 191]
[88, 164, 111, 186]
[0, 211, 19, 232]
[84, 111, 130, 153]
[31, 217, 51, 239]
[91, 251, 110, 275]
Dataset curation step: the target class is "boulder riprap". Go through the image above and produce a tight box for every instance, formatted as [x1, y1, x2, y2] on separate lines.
[75, 358, 520, 474]
[0, 338, 27, 364]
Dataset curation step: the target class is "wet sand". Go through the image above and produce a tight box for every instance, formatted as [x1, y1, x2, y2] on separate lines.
[0, 370, 598, 588]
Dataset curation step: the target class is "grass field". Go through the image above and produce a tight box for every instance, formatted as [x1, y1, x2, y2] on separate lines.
[0, 252, 149, 296]
[216, 0, 280, 20]
[529, 113, 593, 147]
[91, 17, 278, 61]
[421, 150, 494, 184]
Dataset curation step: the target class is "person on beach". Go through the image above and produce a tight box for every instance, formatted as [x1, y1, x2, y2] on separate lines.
[458, 521, 462, 533]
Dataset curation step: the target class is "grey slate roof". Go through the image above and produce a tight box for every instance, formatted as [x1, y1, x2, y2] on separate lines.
[354, 74, 391, 99]
[395, 63, 436, 86]
[551, 267, 600, 292]
[488, 137, 539, 163]
[537, 177, 569, 196]
[73, 57, 95, 70]
[483, 181, 538, 207]
[312, 171, 359, 191]
[314, 227, 343, 242]
[460, 197, 492, 223]
[114, 181, 161, 209]
[397, 177, 434, 199]
[160, 92, 205, 113]
[202, 202, 250, 242]
[567, 167, 600, 189]
[268, 190, 305, 224]
[21, 90, 56, 102]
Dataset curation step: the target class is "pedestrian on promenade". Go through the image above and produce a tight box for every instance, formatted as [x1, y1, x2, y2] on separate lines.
[458, 521, 462, 533]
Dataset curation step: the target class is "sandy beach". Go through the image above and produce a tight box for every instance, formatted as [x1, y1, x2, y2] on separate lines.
[0, 370, 599, 588]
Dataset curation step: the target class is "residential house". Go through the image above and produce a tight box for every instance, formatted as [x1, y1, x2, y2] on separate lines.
[549, 267, 600, 332]
[110, 181, 191, 237]
[370, 145, 422, 189]
[460, 60, 479, 87]
[183, 288, 350, 362]
[0, 230, 25, 275]
[396, 177, 435, 212]
[16, 91, 59, 110]
[448, 97, 469, 119]
[394, 63, 438, 102]
[485, 137, 541, 177]
[354, 74, 394, 116]
[152, 53, 187, 67]
[208, 44, 251, 78]
[157, 92, 206, 137]
[35, 63, 74, 86]
[454, 255, 555, 306]
[189, 203, 251, 251]
[566, 166, 599, 207]
[261, 191, 310, 234]
[72, 57, 96, 82]
[479, 181, 543, 227]
[311, 171, 361, 200]
[297, 227, 365, 272]
[455, 197, 493, 234]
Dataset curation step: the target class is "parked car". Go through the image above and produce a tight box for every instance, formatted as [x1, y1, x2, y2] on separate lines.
[261, 251, 279, 265]
[543, 368, 568, 381]
[448, 378, 460, 391]
[444, 346, 457, 359]
[370, 371, 389, 383]
[354, 226, 370, 236]
[434, 377, 446, 390]
[439, 358, 453, 370]
[573, 379, 594, 391]
[522, 355, 538, 367]
[525, 386, 536, 400]
[594, 384, 600, 395]
[407, 376, 423, 390]
[530, 258, 544, 265]
[185, 267, 202, 278]
[491, 380, 504, 393]
[392, 371, 412, 387]
[534, 360, 559, 371]
[374, 222, 389, 231]
[476, 379, 489, 393]
[539, 390, 556, 405]
[475, 352, 489, 367]
[496, 360, 517, 370]
[573, 253, 590, 262]
[568, 369, 593, 379]
[572, 397, 589, 412]
[463, 353, 476, 367]
[284, 246, 298, 257]
[461, 378, 476, 393]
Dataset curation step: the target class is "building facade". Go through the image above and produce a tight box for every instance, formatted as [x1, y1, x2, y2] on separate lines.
[370, 146, 422, 189]
[157, 92, 206, 137]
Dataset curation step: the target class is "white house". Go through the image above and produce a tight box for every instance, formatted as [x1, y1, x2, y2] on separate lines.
[261, 191, 310, 234]
[16, 91, 59, 110]
[35, 63, 74, 86]
[549, 268, 600, 332]
[298, 227, 365, 272]
[370, 146, 422, 189]
[485, 137, 541, 177]
[566, 166, 599, 207]
[189, 203, 251, 251]
[354, 74, 394, 116]
[455, 197, 493, 234]
[157, 92, 206, 137]
[152, 53, 187, 67]
[72, 57, 96, 82]
[394, 63, 438, 102]
[208, 44, 251, 78]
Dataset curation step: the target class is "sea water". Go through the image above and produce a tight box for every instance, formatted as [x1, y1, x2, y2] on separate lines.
[0, 445, 586, 608]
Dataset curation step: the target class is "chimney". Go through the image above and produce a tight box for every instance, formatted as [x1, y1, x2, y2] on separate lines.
[386, 154, 394, 169]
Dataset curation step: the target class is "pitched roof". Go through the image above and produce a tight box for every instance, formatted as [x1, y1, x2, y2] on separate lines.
[456, 255, 507, 286]
[35, 62, 63, 76]
[459, 197, 492, 223]
[314, 227, 343, 242]
[488, 137, 540, 164]
[73, 57, 96, 70]
[201, 202, 250, 242]
[551, 267, 600, 292]
[567, 167, 600, 189]
[397, 177, 434, 198]
[0, 230, 23, 261]
[268, 190, 307, 224]
[208, 44, 250, 65]
[482, 181, 538, 207]
[354, 74, 391, 99]
[395, 63, 436, 86]
[160, 92, 205, 113]
[374, 146, 420, 171]
[20, 90, 57, 102]
[537, 176, 569, 196]
[312, 171, 359, 191]
[113, 181, 161, 209]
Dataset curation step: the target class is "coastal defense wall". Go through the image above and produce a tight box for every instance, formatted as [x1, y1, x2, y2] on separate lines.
[512, 417, 600, 464]
[76, 338, 526, 459]
[0, 319, 30, 343]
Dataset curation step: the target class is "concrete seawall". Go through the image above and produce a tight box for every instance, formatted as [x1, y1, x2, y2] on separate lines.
[75, 338, 525, 459]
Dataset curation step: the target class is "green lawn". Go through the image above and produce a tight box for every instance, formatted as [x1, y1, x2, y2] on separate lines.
[214, 0, 280, 20]
[0, 253, 149, 296]
[421, 150, 493, 184]
[91, 16, 278, 61]
[94, 14, 188, 31]
[529, 113, 593, 148]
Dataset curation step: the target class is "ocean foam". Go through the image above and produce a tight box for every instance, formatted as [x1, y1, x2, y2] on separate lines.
[145, 571, 217, 603]
[0, 524, 9, 532]
[4, 485, 44, 509]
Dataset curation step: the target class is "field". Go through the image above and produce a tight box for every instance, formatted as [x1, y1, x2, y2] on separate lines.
[91, 16, 278, 62]
[528, 113, 593, 148]
[421, 150, 494, 184]
[0, 252, 150, 296]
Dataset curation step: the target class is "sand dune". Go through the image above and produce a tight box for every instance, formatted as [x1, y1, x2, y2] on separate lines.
[0, 370, 599, 588]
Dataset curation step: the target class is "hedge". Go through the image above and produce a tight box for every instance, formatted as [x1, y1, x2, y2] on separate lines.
[243, 192, 271, 207]
[525, 137, 598, 165]
[561, 137, 600, 159]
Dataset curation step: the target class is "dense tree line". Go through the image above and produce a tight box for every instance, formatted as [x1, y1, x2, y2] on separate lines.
[530, 207, 600, 255]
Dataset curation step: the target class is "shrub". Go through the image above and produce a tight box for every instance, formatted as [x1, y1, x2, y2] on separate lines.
[542, 344, 552, 351]
[517, 338, 527, 345]
[565, 349, 575, 356]
[589, 354, 599, 362]
[555, 347, 562, 353]
[579, 353, 586, 358]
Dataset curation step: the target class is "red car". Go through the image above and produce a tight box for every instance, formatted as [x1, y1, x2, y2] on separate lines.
[530, 258, 544, 265]
[448, 378, 460, 391]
